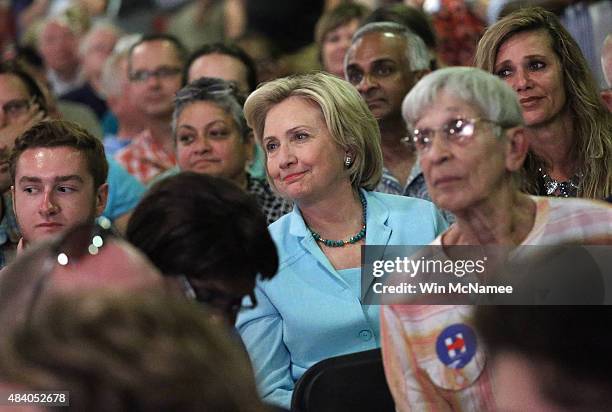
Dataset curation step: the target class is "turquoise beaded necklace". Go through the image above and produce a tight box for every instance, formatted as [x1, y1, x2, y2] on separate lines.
[307, 191, 367, 247]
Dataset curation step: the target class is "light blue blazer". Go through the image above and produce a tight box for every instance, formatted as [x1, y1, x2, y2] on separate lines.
[236, 190, 448, 409]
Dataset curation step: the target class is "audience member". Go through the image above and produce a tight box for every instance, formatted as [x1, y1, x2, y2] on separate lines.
[362, 3, 440, 70]
[36, 15, 85, 97]
[475, 306, 612, 411]
[237, 72, 447, 409]
[0, 62, 48, 267]
[475, 7, 612, 199]
[315, 2, 370, 78]
[61, 20, 121, 119]
[380, 67, 612, 411]
[155, 77, 291, 224]
[430, 0, 485, 66]
[0, 289, 269, 411]
[127, 172, 278, 326]
[30, 13, 103, 138]
[0, 62, 144, 238]
[115, 34, 186, 183]
[185, 42, 257, 94]
[9, 120, 108, 250]
[601, 33, 612, 112]
[183, 43, 266, 179]
[99, 34, 145, 156]
[0, 221, 163, 309]
[167, 0, 226, 52]
[345, 22, 452, 221]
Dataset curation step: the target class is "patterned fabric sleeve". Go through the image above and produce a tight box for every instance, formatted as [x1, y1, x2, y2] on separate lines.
[381, 305, 454, 412]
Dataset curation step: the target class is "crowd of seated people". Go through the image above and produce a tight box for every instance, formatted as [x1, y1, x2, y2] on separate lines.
[0, 1, 610, 411]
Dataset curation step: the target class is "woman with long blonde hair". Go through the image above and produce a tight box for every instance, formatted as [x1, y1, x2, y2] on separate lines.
[475, 7, 611, 199]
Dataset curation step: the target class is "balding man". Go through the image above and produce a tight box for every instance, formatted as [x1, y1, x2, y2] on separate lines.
[345, 22, 452, 221]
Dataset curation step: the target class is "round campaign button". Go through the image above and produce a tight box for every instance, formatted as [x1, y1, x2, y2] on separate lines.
[435, 324, 477, 369]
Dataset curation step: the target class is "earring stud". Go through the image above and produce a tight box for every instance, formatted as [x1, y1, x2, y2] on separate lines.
[344, 155, 353, 168]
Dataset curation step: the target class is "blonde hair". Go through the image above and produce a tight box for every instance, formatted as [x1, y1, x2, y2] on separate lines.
[244, 72, 383, 191]
[475, 7, 612, 199]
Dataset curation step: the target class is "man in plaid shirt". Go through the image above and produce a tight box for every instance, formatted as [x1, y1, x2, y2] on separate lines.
[115, 34, 186, 184]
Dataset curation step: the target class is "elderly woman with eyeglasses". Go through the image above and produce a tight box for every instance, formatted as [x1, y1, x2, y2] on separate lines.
[236, 72, 447, 409]
[379, 67, 612, 412]
[152, 77, 292, 225]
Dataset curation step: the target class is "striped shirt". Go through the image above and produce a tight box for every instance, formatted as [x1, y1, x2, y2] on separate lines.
[381, 196, 612, 411]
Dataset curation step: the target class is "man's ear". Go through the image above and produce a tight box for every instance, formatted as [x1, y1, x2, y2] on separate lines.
[95, 183, 109, 217]
[504, 126, 529, 172]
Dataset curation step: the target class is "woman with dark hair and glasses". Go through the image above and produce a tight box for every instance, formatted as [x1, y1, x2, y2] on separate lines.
[127, 172, 278, 326]
[379, 66, 612, 411]
[152, 76, 292, 225]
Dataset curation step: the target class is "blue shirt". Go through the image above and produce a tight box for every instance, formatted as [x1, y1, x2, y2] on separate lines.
[236, 190, 448, 409]
[377, 164, 454, 223]
[102, 159, 146, 221]
[103, 133, 132, 157]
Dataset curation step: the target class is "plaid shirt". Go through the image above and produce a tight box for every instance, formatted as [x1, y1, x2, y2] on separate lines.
[247, 175, 293, 225]
[114, 129, 176, 184]
[149, 167, 292, 225]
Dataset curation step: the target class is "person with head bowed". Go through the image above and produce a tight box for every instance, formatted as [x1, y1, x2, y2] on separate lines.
[380, 67, 612, 412]
[127, 172, 279, 327]
[475, 7, 612, 199]
[236, 71, 447, 409]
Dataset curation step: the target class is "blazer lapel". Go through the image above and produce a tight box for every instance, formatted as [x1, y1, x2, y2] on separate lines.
[289, 207, 350, 289]
[362, 190, 392, 297]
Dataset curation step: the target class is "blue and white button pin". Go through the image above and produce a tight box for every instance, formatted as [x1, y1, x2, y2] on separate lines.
[435, 324, 477, 369]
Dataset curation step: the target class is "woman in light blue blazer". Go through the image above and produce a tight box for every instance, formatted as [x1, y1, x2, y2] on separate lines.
[237, 72, 447, 409]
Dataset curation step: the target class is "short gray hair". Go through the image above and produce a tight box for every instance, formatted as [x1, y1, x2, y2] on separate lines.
[244, 72, 383, 191]
[100, 34, 142, 98]
[78, 20, 122, 57]
[347, 22, 430, 71]
[172, 77, 248, 141]
[402, 67, 524, 131]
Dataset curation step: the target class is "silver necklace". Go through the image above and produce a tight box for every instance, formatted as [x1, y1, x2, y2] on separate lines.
[538, 167, 582, 197]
